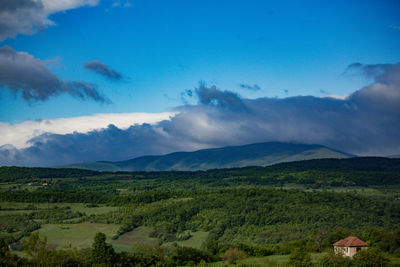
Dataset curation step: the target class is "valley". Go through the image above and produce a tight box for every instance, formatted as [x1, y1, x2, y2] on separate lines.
[1, 157, 400, 266]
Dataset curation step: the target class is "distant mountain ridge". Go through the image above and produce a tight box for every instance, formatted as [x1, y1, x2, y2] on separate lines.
[62, 142, 353, 172]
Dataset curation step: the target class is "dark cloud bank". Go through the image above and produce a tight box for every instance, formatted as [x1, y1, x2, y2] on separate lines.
[0, 46, 108, 102]
[1, 62, 400, 167]
[84, 60, 123, 81]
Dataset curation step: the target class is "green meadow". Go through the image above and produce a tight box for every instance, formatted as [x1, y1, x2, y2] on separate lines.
[36, 222, 120, 249]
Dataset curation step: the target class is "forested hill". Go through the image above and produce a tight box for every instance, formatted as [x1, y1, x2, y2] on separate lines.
[265, 157, 400, 172]
[0, 167, 100, 181]
[61, 142, 352, 171]
[1, 157, 400, 186]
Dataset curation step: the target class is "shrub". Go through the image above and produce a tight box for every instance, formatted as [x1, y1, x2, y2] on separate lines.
[222, 248, 247, 264]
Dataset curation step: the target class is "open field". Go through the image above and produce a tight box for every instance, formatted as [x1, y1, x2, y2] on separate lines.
[164, 230, 209, 249]
[111, 226, 157, 252]
[0, 202, 117, 216]
[36, 222, 120, 249]
[111, 228, 209, 252]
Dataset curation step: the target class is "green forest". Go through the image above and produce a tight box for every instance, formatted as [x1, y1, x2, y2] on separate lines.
[1, 157, 400, 266]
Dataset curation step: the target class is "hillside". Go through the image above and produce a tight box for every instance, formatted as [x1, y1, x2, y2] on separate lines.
[62, 142, 352, 171]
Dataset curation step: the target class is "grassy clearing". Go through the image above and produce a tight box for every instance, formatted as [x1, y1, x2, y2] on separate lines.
[274, 184, 400, 199]
[112, 228, 209, 252]
[172, 231, 209, 249]
[35, 222, 120, 249]
[111, 226, 158, 252]
[0, 202, 117, 216]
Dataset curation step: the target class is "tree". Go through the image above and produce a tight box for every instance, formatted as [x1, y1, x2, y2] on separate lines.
[221, 248, 246, 264]
[129, 243, 165, 266]
[310, 228, 329, 252]
[0, 238, 25, 266]
[318, 250, 352, 267]
[287, 247, 312, 267]
[171, 246, 211, 266]
[23, 232, 49, 264]
[92, 232, 117, 266]
[352, 247, 389, 267]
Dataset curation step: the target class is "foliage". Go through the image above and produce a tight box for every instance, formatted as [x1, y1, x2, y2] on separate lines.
[0, 166, 100, 182]
[128, 243, 164, 266]
[318, 251, 353, 267]
[1, 158, 400, 265]
[92, 232, 118, 266]
[352, 247, 389, 267]
[287, 247, 312, 267]
[221, 248, 247, 264]
[170, 246, 211, 266]
[0, 238, 26, 266]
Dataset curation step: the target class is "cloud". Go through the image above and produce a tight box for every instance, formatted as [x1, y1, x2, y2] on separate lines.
[346, 62, 400, 114]
[0, 46, 108, 102]
[0, 0, 98, 41]
[1, 63, 400, 166]
[183, 82, 247, 111]
[0, 112, 176, 149]
[111, 0, 132, 8]
[240, 83, 261, 91]
[324, 94, 349, 100]
[84, 60, 123, 81]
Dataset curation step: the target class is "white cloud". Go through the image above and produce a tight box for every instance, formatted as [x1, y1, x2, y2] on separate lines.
[325, 94, 349, 100]
[40, 0, 98, 13]
[0, 0, 99, 41]
[0, 112, 177, 149]
[1, 62, 400, 166]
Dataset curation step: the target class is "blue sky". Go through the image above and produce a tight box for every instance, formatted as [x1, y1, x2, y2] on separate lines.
[1, 0, 399, 122]
[0, 0, 400, 165]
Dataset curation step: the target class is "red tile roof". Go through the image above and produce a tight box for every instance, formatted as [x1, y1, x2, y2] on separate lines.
[333, 236, 368, 247]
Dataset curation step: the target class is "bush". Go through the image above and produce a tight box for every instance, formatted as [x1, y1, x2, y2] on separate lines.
[352, 247, 389, 267]
[171, 246, 211, 266]
[318, 251, 353, 267]
[287, 247, 312, 267]
[221, 248, 246, 264]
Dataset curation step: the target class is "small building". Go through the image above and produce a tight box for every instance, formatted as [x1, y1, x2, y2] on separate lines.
[333, 236, 368, 257]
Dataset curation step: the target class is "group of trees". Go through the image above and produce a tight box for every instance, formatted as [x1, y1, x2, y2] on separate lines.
[2, 187, 400, 252]
[100, 188, 400, 244]
[1, 232, 213, 266]
[1, 159, 400, 265]
[1, 229, 398, 266]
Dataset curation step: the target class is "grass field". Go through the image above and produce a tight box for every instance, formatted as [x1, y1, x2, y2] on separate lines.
[36, 222, 120, 249]
[0, 202, 117, 216]
[111, 228, 209, 252]
[111, 226, 158, 252]
[164, 231, 209, 249]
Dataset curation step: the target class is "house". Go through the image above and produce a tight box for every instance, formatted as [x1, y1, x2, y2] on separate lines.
[333, 236, 368, 257]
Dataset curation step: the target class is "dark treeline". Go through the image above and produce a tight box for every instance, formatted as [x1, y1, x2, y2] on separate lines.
[0, 190, 187, 205]
[0, 166, 100, 181]
[1, 157, 400, 186]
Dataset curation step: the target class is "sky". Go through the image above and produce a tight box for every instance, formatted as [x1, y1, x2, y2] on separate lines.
[0, 0, 400, 166]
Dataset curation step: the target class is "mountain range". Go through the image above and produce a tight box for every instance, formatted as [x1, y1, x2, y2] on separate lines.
[62, 142, 353, 172]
